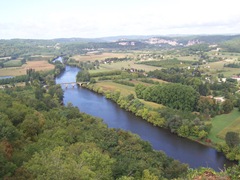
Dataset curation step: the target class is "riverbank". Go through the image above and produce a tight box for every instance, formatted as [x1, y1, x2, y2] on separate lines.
[58, 65, 234, 170]
[81, 82, 238, 164]
[81, 83, 217, 148]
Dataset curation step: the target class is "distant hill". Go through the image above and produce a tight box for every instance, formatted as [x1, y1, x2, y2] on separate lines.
[53, 35, 157, 43]
[2, 34, 240, 53]
[53, 34, 240, 47]
[219, 36, 240, 52]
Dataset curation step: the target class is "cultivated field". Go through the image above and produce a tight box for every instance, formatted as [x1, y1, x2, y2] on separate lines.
[209, 109, 240, 143]
[202, 60, 240, 77]
[23, 61, 54, 71]
[100, 61, 161, 72]
[95, 81, 135, 96]
[73, 52, 132, 62]
[175, 55, 198, 61]
[4, 60, 22, 67]
[0, 60, 54, 76]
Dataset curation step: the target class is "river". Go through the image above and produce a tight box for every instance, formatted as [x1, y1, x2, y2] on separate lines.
[55, 65, 234, 171]
[0, 76, 13, 79]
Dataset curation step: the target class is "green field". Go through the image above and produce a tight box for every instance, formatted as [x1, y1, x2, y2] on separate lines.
[100, 61, 161, 72]
[95, 81, 135, 96]
[203, 60, 240, 77]
[176, 55, 198, 61]
[73, 52, 132, 62]
[3, 60, 22, 67]
[209, 108, 240, 143]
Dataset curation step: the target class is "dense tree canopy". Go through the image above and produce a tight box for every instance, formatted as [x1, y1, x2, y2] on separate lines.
[135, 83, 199, 111]
[76, 70, 90, 82]
[0, 85, 189, 179]
[225, 132, 240, 148]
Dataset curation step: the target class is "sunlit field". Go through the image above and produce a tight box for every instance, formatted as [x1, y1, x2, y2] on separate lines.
[0, 60, 54, 76]
[72, 52, 132, 62]
[209, 109, 240, 143]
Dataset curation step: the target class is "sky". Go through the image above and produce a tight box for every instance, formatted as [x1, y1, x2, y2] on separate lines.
[1, 0, 240, 39]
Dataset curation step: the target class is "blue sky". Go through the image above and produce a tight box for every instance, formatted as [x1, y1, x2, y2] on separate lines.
[1, 0, 240, 39]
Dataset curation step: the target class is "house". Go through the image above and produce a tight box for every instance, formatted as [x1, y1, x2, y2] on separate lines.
[231, 76, 240, 82]
[218, 78, 227, 83]
[213, 97, 225, 103]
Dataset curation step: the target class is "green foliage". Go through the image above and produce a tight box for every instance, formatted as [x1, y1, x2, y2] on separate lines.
[197, 96, 219, 118]
[222, 99, 234, 114]
[216, 141, 240, 161]
[0, 149, 17, 178]
[90, 70, 122, 78]
[139, 78, 159, 85]
[135, 84, 145, 99]
[3, 60, 22, 67]
[0, 113, 19, 141]
[0, 39, 58, 58]
[221, 37, 240, 53]
[225, 132, 240, 148]
[54, 63, 65, 76]
[187, 43, 210, 52]
[227, 164, 240, 179]
[141, 169, 159, 180]
[147, 68, 213, 96]
[186, 167, 229, 180]
[47, 84, 64, 101]
[25, 146, 114, 180]
[137, 83, 199, 111]
[224, 62, 240, 68]
[76, 70, 90, 82]
[0, 85, 189, 179]
[138, 58, 194, 68]
[113, 80, 135, 87]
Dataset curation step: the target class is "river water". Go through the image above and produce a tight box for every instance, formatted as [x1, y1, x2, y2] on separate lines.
[0, 76, 13, 79]
[56, 66, 234, 171]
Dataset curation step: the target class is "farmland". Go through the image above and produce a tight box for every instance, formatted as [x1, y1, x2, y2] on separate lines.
[0, 60, 54, 76]
[72, 52, 132, 62]
[209, 109, 240, 143]
[100, 60, 162, 72]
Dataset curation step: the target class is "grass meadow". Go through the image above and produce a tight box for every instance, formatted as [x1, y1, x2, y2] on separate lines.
[72, 53, 131, 62]
[95, 81, 135, 96]
[4, 60, 22, 67]
[100, 61, 161, 72]
[203, 60, 240, 77]
[209, 108, 240, 143]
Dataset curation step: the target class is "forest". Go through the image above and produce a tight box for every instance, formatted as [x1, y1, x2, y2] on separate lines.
[0, 68, 191, 179]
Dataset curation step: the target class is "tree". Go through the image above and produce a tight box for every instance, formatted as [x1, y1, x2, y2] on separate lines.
[35, 87, 44, 100]
[20, 112, 44, 139]
[222, 99, 234, 114]
[25, 146, 114, 180]
[225, 132, 240, 148]
[0, 113, 19, 141]
[141, 169, 158, 180]
[25, 146, 92, 180]
[197, 96, 218, 117]
[76, 70, 90, 82]
[135, 84, 147, 99]
[138, 83, 200, 111]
